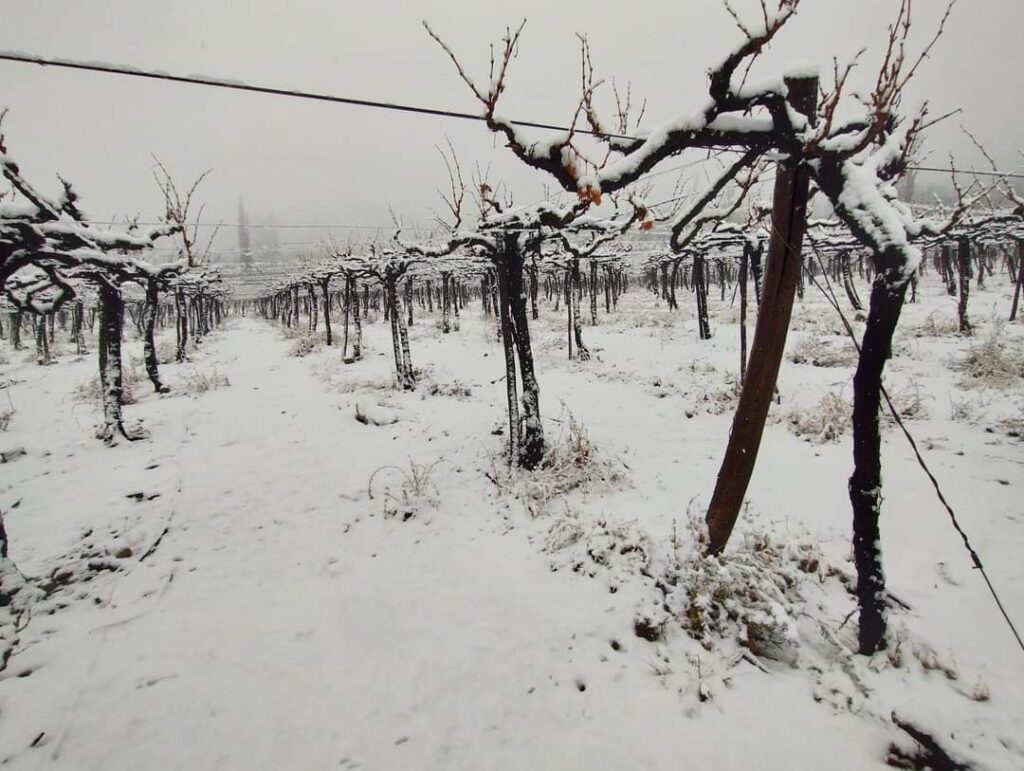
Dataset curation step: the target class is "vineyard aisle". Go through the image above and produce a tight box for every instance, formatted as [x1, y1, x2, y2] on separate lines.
[0, 306, 1021, 770]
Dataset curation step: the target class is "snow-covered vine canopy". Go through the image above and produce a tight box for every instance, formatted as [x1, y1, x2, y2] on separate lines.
[0, 122, 182, 304]
[427, 0, 975, 287]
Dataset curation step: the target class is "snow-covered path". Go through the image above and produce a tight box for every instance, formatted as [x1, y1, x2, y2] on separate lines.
[0, 314, 1018, 769]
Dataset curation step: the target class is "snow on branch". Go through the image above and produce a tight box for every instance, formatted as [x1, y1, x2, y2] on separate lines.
[152, 158, 219, 268]
[961, 127, 1024, 218]
[425, 0, 969, 286]
[666, 150, 762, 253]
[1, 124, 181, 291]
[425, 1, 804, 200]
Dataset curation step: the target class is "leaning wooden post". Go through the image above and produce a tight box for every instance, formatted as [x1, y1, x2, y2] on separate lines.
[705, 75, 818, 555]
[1009, 238, 1023, 322]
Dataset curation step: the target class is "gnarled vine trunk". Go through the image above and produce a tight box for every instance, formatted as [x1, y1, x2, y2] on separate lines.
[495, 257, 521, 463]
[321, 278, 333, 346]
[351, 278, 362, 360]
[570, 258, 589, 360]
[589, 260, 598, 326]
[341, 278, 351, 359]
[956, 236, 972, 335]
[441, 273, 452, 333]
[35, 314, 51, 365]
[501, 235, 544, 469]
[71, 299, 87, 354]
[175, 288, 188, 362]
[1011, 239, 1024, 322]
[98, 281, 129, 443]
[11, 311, 22, 350]
[144, 279, 168, 393]
[693, 255, 711, 340]
[849, 274, 910, 655]
[841, 252, 863, 311]
[385, 274, 415, 390]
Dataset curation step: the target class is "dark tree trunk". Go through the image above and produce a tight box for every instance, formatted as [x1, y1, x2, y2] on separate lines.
[529, 256, 539, 321]
[956, 236, 972, 335]
[342, 278, 351, 359]
[495, 257, 521, 463]
[668, 261, 681, 311]
[321, 278, 333, 346]
[452, 278, 460, 328]
[943, 244, 957, 296]
[481, 274, 492, 316]
[143, 280, 167, 393]
[406, 277, 414, 327]
[750, 242, 764, 305]
[571, 259, 589, 360]
[11, 311, 22, 350]
[488, 271, 501, 340]
[307, 286, 319, 333]
[694, 255, 711, 340]
[1011, 239, 1024, 322]
[351, 279, 363, 360]
[441, 274, 451, 333]
[98, 281, 129, 443]
[200, 295, 211, 338]
[386, 274, 414, 390]
[842, 252, 864, 311]
[72, 299, 87, 354]
[589, 260, 598, 325]
[35, 314, 51, 365]
[849, 275, 910, 655]
[175, 289, 188, 362]
[564, 269, 573, 359]
[397, 285, 413, 371]
[504, 235, 544, 469]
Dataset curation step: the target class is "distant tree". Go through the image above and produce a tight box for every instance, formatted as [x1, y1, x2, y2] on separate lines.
[238, 199, 253, 271]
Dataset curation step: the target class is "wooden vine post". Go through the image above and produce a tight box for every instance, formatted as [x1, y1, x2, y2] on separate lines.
[705, 75, 819, 554]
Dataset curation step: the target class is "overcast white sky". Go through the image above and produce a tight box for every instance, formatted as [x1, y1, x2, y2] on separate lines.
[1, 0, 1020, 257]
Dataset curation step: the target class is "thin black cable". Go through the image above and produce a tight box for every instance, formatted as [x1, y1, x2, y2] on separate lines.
[0, 50, 630, 140]
[803, 233, 1024, 656]
[3, 51, 1024, 182]
[93, 220, 434, 231]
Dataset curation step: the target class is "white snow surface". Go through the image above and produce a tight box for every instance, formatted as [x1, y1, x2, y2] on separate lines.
[0, 273, 1022, 770]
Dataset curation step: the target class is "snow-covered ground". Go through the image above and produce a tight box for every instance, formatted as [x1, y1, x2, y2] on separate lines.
[0, 274, 1022, 770]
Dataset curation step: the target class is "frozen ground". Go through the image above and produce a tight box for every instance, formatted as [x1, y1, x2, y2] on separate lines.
[0, 274, 1022, 769]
